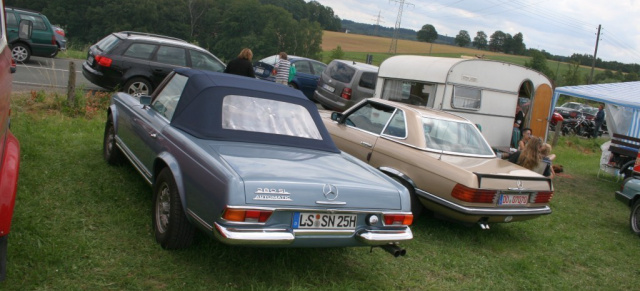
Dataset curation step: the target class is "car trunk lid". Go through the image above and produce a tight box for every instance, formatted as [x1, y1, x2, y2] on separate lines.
[214, 144, 402, 210]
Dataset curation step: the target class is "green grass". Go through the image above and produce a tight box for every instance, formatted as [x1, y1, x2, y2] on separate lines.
[2, 94, 640, 290]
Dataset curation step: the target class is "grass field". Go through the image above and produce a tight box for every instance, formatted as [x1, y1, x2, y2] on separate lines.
[320, 30, 600, 84]
[1, 92, 639, 290]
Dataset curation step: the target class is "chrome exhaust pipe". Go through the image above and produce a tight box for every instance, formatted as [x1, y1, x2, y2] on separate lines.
[380, 244, 406, 257]
[478, 222, 490, 230]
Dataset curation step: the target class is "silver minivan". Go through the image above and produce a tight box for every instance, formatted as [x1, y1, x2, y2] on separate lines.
[314, 60, 378, 111]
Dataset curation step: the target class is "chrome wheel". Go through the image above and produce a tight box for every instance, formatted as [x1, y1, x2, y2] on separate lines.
[127, 82, 150, 97]
[155, 182, 171, 235]
[11, 44, 29, 62]
[631, 200, 640, 235]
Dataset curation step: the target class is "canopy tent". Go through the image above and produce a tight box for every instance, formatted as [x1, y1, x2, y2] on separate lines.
[551, 81, 640, 139]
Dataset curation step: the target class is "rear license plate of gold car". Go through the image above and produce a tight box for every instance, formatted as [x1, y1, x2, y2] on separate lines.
[498, 193, 530, 205]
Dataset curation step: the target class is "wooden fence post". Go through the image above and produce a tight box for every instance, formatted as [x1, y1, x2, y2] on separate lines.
[67, 61, 76, 104]
[552, 121, 562, 146]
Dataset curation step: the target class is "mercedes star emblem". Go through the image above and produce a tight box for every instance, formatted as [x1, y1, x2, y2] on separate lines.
[323, 184, 339, 200]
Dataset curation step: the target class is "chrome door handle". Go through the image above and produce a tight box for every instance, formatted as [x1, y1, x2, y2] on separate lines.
[360, 141, 372, 148]
[149, 133, 157, 138]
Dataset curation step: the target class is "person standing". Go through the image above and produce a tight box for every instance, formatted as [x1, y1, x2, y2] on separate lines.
[511, 104, 524, 148]
[224, 48, 255, 78]
[593, 104, 605, 138]
[274, 52, 290, 85]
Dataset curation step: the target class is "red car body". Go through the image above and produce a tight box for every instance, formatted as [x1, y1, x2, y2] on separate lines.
[0, 0, 21, 282]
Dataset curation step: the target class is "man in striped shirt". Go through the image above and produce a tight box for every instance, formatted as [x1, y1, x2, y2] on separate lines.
[274, 52, 290, 85]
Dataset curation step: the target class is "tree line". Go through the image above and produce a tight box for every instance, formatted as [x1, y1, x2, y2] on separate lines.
[6, 0, 341, 61]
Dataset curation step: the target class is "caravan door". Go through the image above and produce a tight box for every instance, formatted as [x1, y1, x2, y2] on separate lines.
[529, 84, 552, 139]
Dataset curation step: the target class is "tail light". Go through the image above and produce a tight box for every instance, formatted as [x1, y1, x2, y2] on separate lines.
[55, 29, 65, 37]
[95, 55, 113, 67]
[383, 214, 413, 226]
[51, 35, 56, 45]
[341, 87, 352, 100]
[530, 191, 553, 203]
[222, 208, 272, 223]
[451, 184, 497, 203]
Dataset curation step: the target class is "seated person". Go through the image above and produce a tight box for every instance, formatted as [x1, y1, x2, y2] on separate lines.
[518, 128, 532, 151]
[511, 137, 554, 178]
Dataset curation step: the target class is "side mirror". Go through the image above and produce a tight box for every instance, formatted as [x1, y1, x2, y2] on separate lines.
[331, 112, 343, 122]
[475, 123, 482, 132]
[18, 19, 33, 40]
[140, 95, 152, 106]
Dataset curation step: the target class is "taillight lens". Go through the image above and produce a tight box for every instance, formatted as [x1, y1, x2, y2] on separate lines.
[341, 87, 352, 100]
[95, 55, 113, 67]
[383, 214, 413, 226]
[451, 184, 497, 203]
[222, 208, 272, 223]
[51, 35, 56, 45]
[530, 191, 554, 203]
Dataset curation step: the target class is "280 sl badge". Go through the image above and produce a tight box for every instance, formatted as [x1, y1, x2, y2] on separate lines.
[254, 188, 292, 201]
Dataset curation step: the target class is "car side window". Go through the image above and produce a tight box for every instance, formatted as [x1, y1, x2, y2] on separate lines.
[311, 62, 326, 77]
[123, 43, 157, 60]
[359, 72, 377, 89]
[150, 74, 188, 120]
[345, 102, 394, 134]
[156, 46, 187, 67]
[294, 61, 312, 74]
[190, 50, 225, 72]
[5, 11, 16, 27]
[382, 109, 406, 138]
[18, 14, 46, 30]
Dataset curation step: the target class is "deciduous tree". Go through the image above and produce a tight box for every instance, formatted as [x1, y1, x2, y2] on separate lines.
[417, 24, 438, 43]
[454, 30, 470, 47]
[472, 31, 487, 50]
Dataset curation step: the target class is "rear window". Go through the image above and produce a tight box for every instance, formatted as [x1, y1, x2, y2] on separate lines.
[222, 95, 322, 140]
[328, 62, 356, 83]
[95, 34, 121, 53]
[359, 72, 377, 89]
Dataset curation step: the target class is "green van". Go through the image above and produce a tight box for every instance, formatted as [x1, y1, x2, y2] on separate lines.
[4, 7, 58, 62]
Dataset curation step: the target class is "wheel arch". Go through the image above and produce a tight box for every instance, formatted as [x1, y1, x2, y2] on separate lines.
[378, 166, 417, 189]
[153, 153, 188, 211]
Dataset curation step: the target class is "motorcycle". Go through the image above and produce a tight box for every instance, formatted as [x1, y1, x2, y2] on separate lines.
[562, 115, 595, 137]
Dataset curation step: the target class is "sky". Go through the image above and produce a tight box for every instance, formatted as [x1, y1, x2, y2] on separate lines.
[310, 0, 640, 64]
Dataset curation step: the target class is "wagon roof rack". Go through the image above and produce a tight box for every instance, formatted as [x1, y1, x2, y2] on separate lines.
[119, 31, 186, 43]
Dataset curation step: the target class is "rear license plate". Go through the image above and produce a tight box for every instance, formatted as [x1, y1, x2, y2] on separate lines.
[322, 83, 335, 93]
[292, 212, 357, 229]
[498, 193, 530, 205]
[255, 67, 264, 75]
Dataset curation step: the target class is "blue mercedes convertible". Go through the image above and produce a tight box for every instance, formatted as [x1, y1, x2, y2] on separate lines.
[102, 68, 413, 256]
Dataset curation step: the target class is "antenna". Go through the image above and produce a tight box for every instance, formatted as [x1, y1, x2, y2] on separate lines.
[388, 0, 414, 54]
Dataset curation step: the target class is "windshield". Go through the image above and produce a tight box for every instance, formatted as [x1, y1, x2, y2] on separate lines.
[422, 117, 494, 156]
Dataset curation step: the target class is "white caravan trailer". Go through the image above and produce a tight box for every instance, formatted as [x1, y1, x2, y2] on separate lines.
[374, 55, 553, 148]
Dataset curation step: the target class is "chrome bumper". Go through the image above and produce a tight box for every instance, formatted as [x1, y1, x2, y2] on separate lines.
[213, 222, 412, 246]
[416, 188, 552, 216]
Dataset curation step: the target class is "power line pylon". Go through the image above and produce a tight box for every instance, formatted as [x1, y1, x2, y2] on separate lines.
[372, 10, 384, 36]
[388, 0, 413, 54]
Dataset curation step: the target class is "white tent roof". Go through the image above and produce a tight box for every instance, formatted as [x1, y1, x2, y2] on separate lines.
[552, 81, 640, 139]
[553, 81, 640, 110]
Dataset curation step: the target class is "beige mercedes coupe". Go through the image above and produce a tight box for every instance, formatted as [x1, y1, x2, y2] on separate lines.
[321, 99, 553, 229]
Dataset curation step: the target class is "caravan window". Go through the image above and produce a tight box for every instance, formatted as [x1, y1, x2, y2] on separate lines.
[382, 79, 436, 107]
[452, 86, 481, 110]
